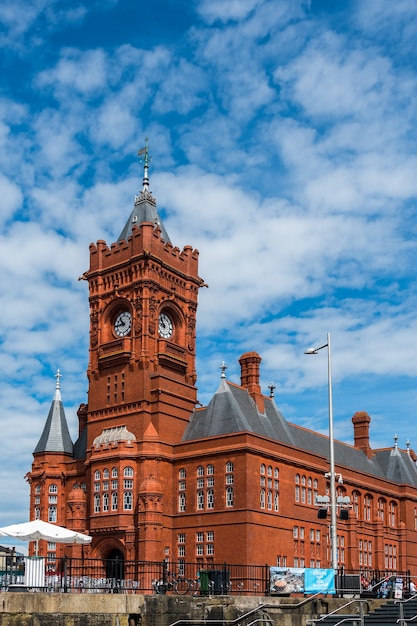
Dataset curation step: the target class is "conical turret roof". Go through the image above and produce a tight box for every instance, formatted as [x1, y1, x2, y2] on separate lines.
[33, 370, 73, 455]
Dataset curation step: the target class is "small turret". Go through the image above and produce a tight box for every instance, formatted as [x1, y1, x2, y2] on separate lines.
[33, 370, 73, 455]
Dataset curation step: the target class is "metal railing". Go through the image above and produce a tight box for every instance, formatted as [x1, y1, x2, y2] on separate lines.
[0, 558, 412, 597]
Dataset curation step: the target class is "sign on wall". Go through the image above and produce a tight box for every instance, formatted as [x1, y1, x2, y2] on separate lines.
[270, 567, 335, 595]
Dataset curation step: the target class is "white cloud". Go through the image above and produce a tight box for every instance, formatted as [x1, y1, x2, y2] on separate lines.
[0, 174, 23, 224]
[197, 0, 264, 24]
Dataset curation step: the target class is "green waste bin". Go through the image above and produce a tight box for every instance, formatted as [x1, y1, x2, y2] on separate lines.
[198, 570, 210, 596]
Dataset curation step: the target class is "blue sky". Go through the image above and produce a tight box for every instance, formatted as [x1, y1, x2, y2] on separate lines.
[2, 0, 417, 550]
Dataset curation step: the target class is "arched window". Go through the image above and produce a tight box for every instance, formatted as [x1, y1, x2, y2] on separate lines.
[103, 492, 109, 512]
[260, 488, 265, 509]
[260, 463, 266, 474]
[35, 506, 40, 519]
[49, 484, 58, 493]
[94, 494, 100, 513]
[207, 489, 214, 509]
[35, 484, 41, 494]
[207, 464, 214, 475]
[197, 465, 204, 476]
[112, 467, 118, 478]
[226, 461, 234, 473]
[389, 501, 397, 527]
[179, 468, 186, 479]
[267, 490, 273, 510]
[197, 490, 204, 510]
[103, 468, 109, 479]
[378, 498, 386, 522]
[179, 492, 186, 512]
[364, 494, 372, 521]
[124, 466, 134, 477]
[123, 492, 133, 510]
[352, 491, 360, 518]
[111, 492, 118, 511]
[48, 506, 57, 523]
[295, 474, 300, 502]
[226, 486, 234, 507]
[267, 465, 272, 477]
[274, 492, 279, 512]
[94, 470, 101, 480]
[274, 467, 279, 478]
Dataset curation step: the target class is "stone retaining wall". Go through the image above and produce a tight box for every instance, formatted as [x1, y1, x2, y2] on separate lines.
[0, 592, 385, 626]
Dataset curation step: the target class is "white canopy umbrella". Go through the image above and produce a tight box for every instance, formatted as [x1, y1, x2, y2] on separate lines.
[0, 520, 92, 588]
[0, 519, 92, 545]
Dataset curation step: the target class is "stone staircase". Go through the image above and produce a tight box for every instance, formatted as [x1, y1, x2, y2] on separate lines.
[315, 598, 417, 625]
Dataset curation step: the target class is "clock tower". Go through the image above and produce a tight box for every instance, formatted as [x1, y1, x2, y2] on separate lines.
[82, 143, 202, 559]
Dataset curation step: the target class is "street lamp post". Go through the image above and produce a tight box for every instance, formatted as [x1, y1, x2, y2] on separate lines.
[305, 332, 337, 573]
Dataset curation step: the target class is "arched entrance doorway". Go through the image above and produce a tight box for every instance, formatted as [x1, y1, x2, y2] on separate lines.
[105, 548, 124, 582]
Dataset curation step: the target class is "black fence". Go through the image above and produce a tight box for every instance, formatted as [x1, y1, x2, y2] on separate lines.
[0, 557, 412, 597]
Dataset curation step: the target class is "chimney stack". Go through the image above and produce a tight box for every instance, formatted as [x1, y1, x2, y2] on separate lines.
[352, 411, 372, 458]
[239, 352, 265, 413]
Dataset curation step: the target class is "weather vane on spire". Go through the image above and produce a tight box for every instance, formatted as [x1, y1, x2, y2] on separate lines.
[138, 137, 151, 192]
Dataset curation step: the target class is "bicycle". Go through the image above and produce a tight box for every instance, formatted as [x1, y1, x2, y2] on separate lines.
[152, 572, 194, 595]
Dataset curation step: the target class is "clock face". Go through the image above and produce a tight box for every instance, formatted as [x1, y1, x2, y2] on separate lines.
[158, 312, 173, 339]
[114, 310, 132, 337]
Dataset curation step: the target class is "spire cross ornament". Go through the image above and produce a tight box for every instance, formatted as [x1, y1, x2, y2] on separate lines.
[55, 369, 62, 390]
[394, 433, 398, 448]
[220, 362, 227, 379]
[268, 382, 275, 398]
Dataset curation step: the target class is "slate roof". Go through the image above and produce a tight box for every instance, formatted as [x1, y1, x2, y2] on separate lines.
[375, 446, 417, 484]
[33, 377, 73, 455]
[183, 378, 296, 446]
[118, 189, 171, 244]
[73, 426, 87, 460]
[182, 378, 417, 488]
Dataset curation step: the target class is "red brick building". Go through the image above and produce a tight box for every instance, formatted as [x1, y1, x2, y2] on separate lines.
[27, 154, 417, 576]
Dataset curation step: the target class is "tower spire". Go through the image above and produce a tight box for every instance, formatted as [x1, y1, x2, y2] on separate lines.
[138, 137, 151, 192]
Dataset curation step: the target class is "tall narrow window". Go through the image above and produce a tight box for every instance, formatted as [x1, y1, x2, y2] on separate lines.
[94, 494, 100, 513]
[123, 491, 133, 510]
[112, 492, 118, 510]
[48, 506, 57, 523]
[207, 489, 214, 509]
[197, 490, 204, 510]
[179, 492, 186, 512]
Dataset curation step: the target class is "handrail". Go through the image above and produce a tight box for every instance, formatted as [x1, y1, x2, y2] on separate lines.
[396, 594, 417, 624]
[263, 590, 324, 609]
[169, 595, 324, 626]
[168, 604, 270, 626]
[396, 593, 417, 605]
[306, 598, 369, 625]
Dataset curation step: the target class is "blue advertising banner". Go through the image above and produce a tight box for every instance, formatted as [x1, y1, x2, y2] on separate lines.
[270, 567, 335, 595]
[305, 568, 335, 594]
